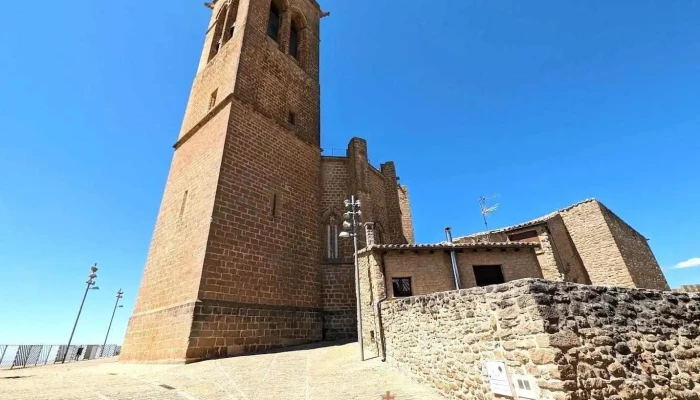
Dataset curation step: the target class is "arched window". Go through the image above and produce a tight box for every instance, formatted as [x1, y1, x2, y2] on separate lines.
[326, 215, 339, 260]
[267, 2, 281, 42]
[374, 222, 385, 245]
[208, 5, 228, 61]
[224, 1, 239, 41]
[289, 20, 300, 60]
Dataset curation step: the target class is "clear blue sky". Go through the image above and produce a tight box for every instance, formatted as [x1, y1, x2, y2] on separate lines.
[1, 0, 699, 345]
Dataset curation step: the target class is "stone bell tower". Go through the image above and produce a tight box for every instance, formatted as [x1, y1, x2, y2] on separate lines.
[121, 0, 324, 363]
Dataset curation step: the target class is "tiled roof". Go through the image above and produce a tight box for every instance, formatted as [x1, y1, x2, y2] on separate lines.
[455, 198, 598, 240]
[363, 242, 540, 253]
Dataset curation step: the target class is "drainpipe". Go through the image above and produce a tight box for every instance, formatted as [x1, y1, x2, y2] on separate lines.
[445, 227, 462, 290]
[377, 252, 389, 362]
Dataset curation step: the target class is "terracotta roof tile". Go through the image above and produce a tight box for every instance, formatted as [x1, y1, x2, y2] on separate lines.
[362, 242, 539, 253]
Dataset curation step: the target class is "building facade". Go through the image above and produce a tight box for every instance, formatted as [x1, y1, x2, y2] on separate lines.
[456, 199, 670, 291]
[122, 0, 671, 365]
[121, 0, 412, 363]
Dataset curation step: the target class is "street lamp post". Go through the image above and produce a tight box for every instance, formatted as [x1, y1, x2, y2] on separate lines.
[62, 263, 99, 363]
[339, 195, 364, 361]
[101, 289, 124, 357]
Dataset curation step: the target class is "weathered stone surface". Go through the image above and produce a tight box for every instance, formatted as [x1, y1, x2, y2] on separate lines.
[371, 279, 700, 400]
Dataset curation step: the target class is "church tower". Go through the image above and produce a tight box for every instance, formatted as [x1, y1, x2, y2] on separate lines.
[121, 0, 324, 363]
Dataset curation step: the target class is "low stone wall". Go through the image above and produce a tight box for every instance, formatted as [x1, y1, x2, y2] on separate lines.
[377, 279, 700, 400]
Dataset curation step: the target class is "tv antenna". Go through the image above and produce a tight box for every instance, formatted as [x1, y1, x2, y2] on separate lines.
[479, 194, 500, 241]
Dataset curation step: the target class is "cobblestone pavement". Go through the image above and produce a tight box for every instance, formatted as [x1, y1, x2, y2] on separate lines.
[0, 342, 445, 400]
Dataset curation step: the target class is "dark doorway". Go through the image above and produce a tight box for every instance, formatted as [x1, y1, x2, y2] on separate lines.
[473, 265, 505, 287]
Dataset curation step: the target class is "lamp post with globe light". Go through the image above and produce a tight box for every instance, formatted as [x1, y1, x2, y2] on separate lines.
[339, 195, 364, 361]
[62, 263, 99, 363]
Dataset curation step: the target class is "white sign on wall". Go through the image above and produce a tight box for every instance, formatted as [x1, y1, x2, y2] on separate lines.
[484, 360, 513, 397]
[512, 374, 539, 399]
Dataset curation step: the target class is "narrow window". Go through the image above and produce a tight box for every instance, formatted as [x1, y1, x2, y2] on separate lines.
[288, 112, 296, 125]
[473, 265, 506, 287]
[229, 22, 236, 38]
[289, 21, 300, 59]
[225, 2, 238, 41]
[208, 6, 228, 61]
[267, 2, 281, 41]
[179, 190, 188, 219]
[326, 216, 339, 259]
[209, 89, 218, 110]
[392, 278, 413, 297]
[271, 193, 278, 216]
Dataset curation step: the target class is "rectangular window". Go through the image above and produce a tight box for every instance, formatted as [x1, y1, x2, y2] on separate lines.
[392, 277, 413, 297]
[473, 265, 506, 287]
[209, 89, 218, 110]
[268, 4, 280, 41]
[288, 112, 296, 125]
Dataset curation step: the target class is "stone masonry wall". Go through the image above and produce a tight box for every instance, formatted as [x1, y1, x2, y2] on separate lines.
[181, 0, 246, 139]
[234, 0, 321, 146]
[456, 249, 542, 289]
[511, 226, 561, 281]
[319, 157, 356, 340]
[546, 215, 591, 285]
[124, 0, 325, 363]
[367, 248, 542, 301]
[121, 103, 230, 363]
[368, 168, 390, 242]
[377, 280, 562, 399]
[321, 263, 357, 340]
[398, 185, 415, 244]
[463, 222, 589, 285]
[187, 95, 324, 360]
[599, 204, 669, 290]
[368, 279, 700, 400]
[359, 249, 385, 356]
[559, 201, 636, 288]
[318, 140, 413, 341]
[544, 281, 700, 400]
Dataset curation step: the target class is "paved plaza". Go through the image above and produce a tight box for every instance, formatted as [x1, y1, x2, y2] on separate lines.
[0, 342, 445, 400]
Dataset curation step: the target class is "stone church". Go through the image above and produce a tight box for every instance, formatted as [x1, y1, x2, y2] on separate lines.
[121, 0, 670, 364]
[121, 0, 413, 363]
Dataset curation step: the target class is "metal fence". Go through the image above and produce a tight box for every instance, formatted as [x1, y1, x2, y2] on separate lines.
[0, 344, 121, 370]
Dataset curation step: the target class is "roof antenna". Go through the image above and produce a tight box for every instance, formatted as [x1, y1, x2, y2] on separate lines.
[479, 194, 500, 242]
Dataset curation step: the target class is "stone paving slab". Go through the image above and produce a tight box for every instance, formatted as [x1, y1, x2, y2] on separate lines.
[0, 342, 445, 400]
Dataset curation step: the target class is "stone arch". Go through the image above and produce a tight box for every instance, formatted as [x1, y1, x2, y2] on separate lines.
[268, 0, 289, 44]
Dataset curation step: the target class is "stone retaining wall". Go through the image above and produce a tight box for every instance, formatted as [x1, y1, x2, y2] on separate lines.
[375, 279, 700, 400]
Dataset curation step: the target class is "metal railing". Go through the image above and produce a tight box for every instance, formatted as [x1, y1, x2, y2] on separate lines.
[321, 148, 346, 157]
[0, 344, 121, 370]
